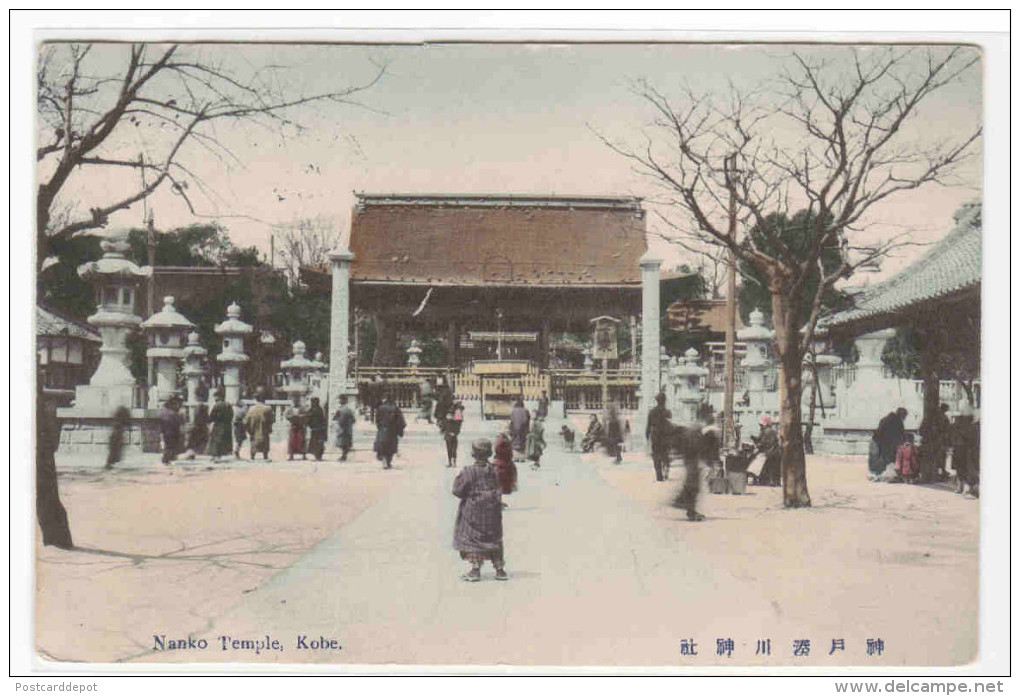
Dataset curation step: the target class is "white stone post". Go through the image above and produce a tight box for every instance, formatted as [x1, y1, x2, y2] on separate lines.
[638, 253, 662, 442]
[215, 302, 253, 405]
[328, 249, 355, 440]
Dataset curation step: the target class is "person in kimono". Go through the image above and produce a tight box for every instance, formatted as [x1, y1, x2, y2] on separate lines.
[244, 389, 275, 461]
[332, 395, 356, 461]
[207, 389, 234, 462]
[452, 438, 508, 582]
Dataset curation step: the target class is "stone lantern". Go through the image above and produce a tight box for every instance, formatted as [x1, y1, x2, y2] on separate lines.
[73, 230, 152, 408]
[214, 302, 253, 405]
[140, 296, 195, 409]
[406, 338, 423, 369]
[57, 230, 160, 458]
[308, 351, 329, 401]
[280, 339, 315, 404]
[669, 347, 708, 424]
[737, 307, 775, 409]
[181, 331, 208, 422]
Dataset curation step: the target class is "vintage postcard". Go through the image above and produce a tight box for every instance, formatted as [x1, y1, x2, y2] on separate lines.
[17, 15, 1008, 682]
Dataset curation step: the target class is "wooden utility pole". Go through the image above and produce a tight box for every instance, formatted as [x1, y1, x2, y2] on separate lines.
[146, 209, 157, 391]
[722, 154, 738, 449]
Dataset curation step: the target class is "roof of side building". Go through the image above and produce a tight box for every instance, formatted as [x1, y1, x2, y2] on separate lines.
[822, 203, 981, 329]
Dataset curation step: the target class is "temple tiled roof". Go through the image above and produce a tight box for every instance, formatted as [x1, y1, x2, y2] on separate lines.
[347, 193, 647, 287]
[822, 203, 982, 328]
[37, 305, 101, 342]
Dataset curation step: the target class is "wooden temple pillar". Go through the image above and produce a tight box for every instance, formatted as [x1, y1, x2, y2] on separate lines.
[917, 323, 944, 482]
[447, 320, 460, 367]
[540, 319, 551, 369]
[372, 314, 400, 366]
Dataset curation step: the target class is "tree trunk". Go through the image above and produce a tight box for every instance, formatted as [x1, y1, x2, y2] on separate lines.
[772, 290, 811, 508]
[36, 391, 73, 549]
[917, 329, 941, 482]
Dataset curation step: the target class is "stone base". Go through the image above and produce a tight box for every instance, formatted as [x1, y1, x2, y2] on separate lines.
[56, 409, 162, 456]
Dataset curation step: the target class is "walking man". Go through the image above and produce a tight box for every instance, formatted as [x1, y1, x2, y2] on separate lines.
[244, 388, 275, 461]
[333, 395, 356, 461]
[373, 393, 406, 469]
[646, 392, 672, 482]
[306, 396, 327, 461]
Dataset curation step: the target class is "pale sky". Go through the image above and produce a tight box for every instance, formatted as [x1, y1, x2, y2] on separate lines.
[40, 41, 983, 280]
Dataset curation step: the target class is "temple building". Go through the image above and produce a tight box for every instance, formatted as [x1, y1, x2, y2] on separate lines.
[302, 193, 657, 415]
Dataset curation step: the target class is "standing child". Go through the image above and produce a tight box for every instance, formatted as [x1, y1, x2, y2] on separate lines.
[452, 438, 508, 582]
[896, 433, 920, 483]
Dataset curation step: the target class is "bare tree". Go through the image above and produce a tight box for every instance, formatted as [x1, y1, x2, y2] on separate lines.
[36, 42, 383, 270]
[273, 215, 343, 286]
[599, 46, 980, 507]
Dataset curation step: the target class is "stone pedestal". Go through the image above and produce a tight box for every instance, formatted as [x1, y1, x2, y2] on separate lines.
[182, 331, 208, 421]
[215, 302, 253, 405]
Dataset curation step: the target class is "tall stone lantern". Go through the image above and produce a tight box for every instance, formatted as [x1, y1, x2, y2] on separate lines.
[737, 307, 775, 410]
[57, 229, 159, 457]
[140, 296, 195, 409]
[669, 347, 708, 424]
[73, 230, 153, 410]
[214, 302, 253, 405]
[280, 339, 315, 404]
[181, 331, 208, 421]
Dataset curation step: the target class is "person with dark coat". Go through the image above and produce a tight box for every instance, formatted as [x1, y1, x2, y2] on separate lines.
[332, 395, 356, 461]
[581, 414, 604, 453]
[106, 405, 130, 468]
[756, 416, 782, 486]
[605, 402, 624, 464]
[159, 397, 185, 464]
[951, 405, 979, 496]
[920, 402, 952, 481]
[646, 392, 673, 482]
[185, 401, 210, 459]
[442, 402, 465, 467]
[509, 400, 530, 459]
[374, 393, 406, 469]
[306, 396, 327, 461]
[493, 432, 518, 496]
[452, 438, 508, 582]
[870, 407, 907, 481]
[286, 396, 307, 461]
[434, 380, 454, 431]
[208, 390, 234, 461]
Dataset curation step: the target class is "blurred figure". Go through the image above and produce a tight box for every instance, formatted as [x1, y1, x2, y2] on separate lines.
[605, 402, 624, 465]
[526, 412, 546, 470]
[443, 401, 465, 468]
[509, 400, 530, 461]
[105, 405, 130, 469]
[159, 396, 185, 465]
[332, 395, 356, 462]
